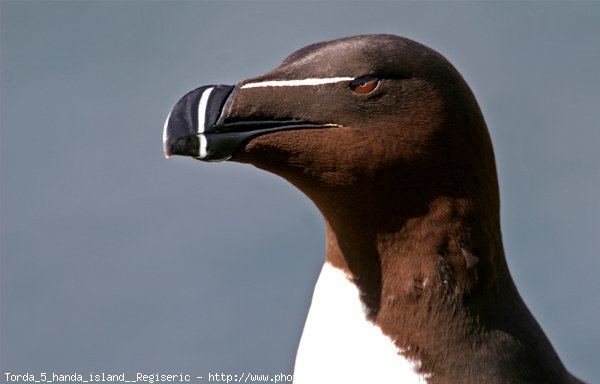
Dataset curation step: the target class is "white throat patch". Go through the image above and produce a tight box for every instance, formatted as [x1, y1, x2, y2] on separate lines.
[294, 263, 428, 384]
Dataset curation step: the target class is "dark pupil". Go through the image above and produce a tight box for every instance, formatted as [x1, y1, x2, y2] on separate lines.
[352, 75, 378, 89]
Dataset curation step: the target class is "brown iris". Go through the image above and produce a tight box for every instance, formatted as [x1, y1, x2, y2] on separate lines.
[350, 75, 379, 94]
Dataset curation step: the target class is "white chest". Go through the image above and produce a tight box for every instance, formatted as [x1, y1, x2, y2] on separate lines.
[293, 263, 428, 384]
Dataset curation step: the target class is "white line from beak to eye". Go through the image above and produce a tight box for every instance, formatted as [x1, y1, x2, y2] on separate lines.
[198, 87, 215, 134]
[240, 77, 354, 89]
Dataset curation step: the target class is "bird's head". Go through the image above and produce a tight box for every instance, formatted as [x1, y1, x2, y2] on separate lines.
[163, 34, 498, 224]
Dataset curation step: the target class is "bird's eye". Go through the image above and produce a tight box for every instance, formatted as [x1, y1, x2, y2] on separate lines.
[350, 75, 379, 94]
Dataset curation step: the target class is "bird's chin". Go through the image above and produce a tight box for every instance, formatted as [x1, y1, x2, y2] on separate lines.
[205, 125, 326, 163]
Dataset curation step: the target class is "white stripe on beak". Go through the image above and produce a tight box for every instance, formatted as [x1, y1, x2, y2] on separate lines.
[241, 77, 353, 89]
[197, 87, 215, 134]
[199, 134, 208, 159]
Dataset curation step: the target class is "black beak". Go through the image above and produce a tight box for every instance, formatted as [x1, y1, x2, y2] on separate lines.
[162, 85, 235, 160]
[163, 84, 333, 162]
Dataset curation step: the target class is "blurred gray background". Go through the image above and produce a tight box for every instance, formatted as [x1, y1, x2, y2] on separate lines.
[1, 1, 598, 382]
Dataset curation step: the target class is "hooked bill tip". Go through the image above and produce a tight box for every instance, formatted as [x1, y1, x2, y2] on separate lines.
[162, 111, 172, 158]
